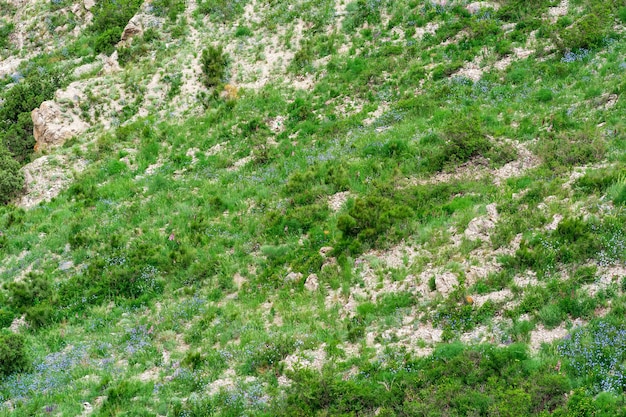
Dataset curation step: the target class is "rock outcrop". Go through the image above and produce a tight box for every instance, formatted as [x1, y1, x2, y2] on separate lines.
[121, 15, 144, 42]
[31, 101, 88, 150]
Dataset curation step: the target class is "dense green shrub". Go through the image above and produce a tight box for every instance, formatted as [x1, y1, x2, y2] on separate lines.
[274, 343, 568, 416]
[89, 0, 142, 54]
[0, 20, 13, 49]
[0, 331, 30, 376]
[536, 132, 606, 169]
[200, 45, 228, 90]
[441, 115, 491, 166]
[0, 68, 64, 164]
[0, 145, 24, 204]
[497, 0, 551, 22]
[337, 195, 412, 247]
[4, 273, 53, 312]
[0, 307, 14, 328]
[99, 380, 152, 416]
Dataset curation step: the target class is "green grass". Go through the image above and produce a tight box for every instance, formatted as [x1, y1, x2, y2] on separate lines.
[1, 0, 626, 414]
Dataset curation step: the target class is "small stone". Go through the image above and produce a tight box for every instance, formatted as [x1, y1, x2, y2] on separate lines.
[285, 272, 302, 282]
[58, 260, 74, 271]
[435, 272, 458, 295]
[305, 274, 319, 291]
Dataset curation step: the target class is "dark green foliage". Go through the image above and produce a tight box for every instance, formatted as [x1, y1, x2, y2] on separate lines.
[497, 0, 551, 22]
[89, 0, 142, 54]
[117, 29, 160, 67]
[93, 27, 121, 55]
[0, 20, 13, 49]
[4, 272, 56, 328]
[558, 13, 605, 52]
[574, 168, 623, 195]
[511, 217, 602, 276]
[150, 0, 185, 21]
[164, 72, 183, 99]
[241, 336, 295, 375]
[58, 243, 165, 313]
[534, 88, 553, 102]
[197, 0, 247, 22]
[0, 331, 30, 376]
[613, 183, 626, 205]
[441, 114, 491, 167]
[337, 195, 412, 247]
[5, 272, 52, 312]
[537, 131, 606, 169]
[200, 45, 228, 89]
[234, 25, 252, 37]
[275, 343, 568, 416]
[0, 145, 24, 203]
[0, 307, 14, 328]
[0, 69, 64, 163]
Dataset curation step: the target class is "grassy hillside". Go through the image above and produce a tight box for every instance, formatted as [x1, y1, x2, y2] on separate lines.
[1, 0, 626, 415]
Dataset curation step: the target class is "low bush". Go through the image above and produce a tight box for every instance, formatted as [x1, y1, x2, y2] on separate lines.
[337, 195, 413, 248]
[536, 131, 606, 170]
[200, 45, 228, 90]
[0, 145, 24, 204]
[0, 331, 30, 376]
[274, 343, 568, 416]
[0, 20, 13, 50]
[89, 0, 142, 54]
[4, 272, 53, 312]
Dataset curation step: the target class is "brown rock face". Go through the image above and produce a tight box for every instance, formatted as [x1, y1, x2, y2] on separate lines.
[121, 15, 143, 42]
[31, 101, 88, 150]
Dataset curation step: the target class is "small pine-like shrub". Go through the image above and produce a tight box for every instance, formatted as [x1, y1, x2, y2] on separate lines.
[0, 331, 30, 376]
[5, 272, 52, 311]
[200, 45, 228, 90]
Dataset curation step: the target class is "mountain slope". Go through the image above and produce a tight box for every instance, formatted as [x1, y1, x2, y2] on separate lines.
[1, 0, 626, 415]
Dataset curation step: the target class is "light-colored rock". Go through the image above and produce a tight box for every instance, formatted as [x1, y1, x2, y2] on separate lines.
[546, 214, 563, 231]
[465, 204, 498, 242]
[121, 15, 143, 42]
[328, 191, 350, 212]
[73, 62, 101, 78]
[465, 2, 500, 14]
[31, 101, 89, 150]
[305, 274, 319, 291]
[285, 272, 302, 282]
[17, 155, 88, 209]
[9, 314, 28, 333]
[84, 0, 95, 11]
[548, 0, 568, 18]
[282, 344, 327, 371]
[103, 51, 121, 74]
[58, 260, 74, 271]
[435, 272, 458, 295]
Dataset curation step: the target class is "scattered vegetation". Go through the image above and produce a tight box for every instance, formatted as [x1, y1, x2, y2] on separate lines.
[1, 0, 626, 414]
